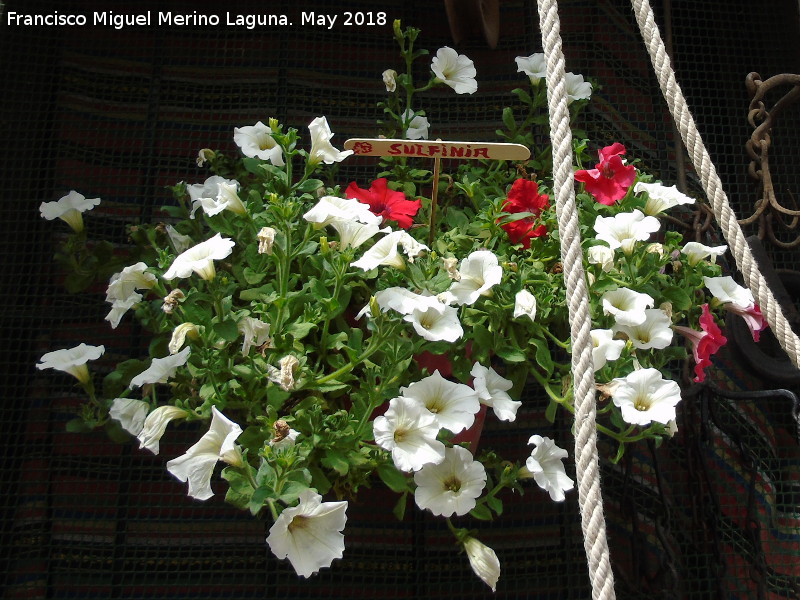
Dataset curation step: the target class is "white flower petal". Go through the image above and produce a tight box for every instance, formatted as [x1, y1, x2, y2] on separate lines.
[525, 435, 574, 501]
[611, 368, 682, 426]
[414, 446, 487, 516]
[108, 398, 149, 435]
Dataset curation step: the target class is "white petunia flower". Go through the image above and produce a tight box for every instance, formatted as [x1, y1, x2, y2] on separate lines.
[106, 262, 157, 303]
[166, 406, 243, 501]
[303, 195, 382, 228]
[515, 53, 547, 83]
[136, 405, 189, 454]
[404, 303, 463, 342]
[108, 398, 149, 436]
[36, 343, 105, 384]
[373, 396, 446, 472]
[360, 287, 441, 318]
[612, 308, 673, 350]
[129, 347, 190, 389]
[166, 225, 193, 253]
[703, 276, 755, 308]
[39, 190, 101, 232]
[634, 181, 695, 215]
[414, 446, 487, 516]
[195, 180, 246, 217]
[238, 316, 272, 355]
[565, 72, 592, 103]
[463, 537, 501, 592]
[431, 46, 477, 94]
[587, 245, 615, 272]
[233, 121, 285, 166]
[186, 176, 239, 218]
[168, 323, 199, 355]
[513, 289, 537, 321]
[329, 219, 389, 250]
[162, 233, 235, 281]
[382, 68, 397, 92]
[611, 368, 682, 426]
[266, 489, 348, 578]
[522, 435, 574, 501]
[448, 250, 503, 305]
[590, 329, 625, 371]
[402, 108, 430, 140]
[105, 292, 143, 329]
[593, 209, 661, 255]
[350, 230, 407, 271]
[307, 116, 353, 165]
[401, 370, 480, 434]
[470, 362, 521, 422]
[681, 241, 727, 266]
[601, 288, 655, 326]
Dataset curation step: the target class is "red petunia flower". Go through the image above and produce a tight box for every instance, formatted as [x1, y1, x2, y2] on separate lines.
[499, 179, 549, 249]
[674, 304, 728, 383]
[574, 142, 636, 206]
[725, 302, 768, 343]
[345, 178, 421, 229]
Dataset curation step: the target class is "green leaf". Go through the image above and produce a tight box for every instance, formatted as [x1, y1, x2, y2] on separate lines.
[531, 338, 554, 375]
[486, 494, 503, 516]
[286, 321, 315, 341]
[469, 503, 493, 521]
[495, 345, 526, 363]
[249, 486, 273, 516]
[221, 467, 255, 511]
[243, 267, 266, 285]
[296, 179, 324, 193]
[502, 106, 516, 132]
[661, 286, 692, 311]
[321, 449, 350, 476]
[277, 479, 311, 505]
[377, 462, 410, 493]
[308, 465, 332, 495]
[392, 493, 408, 521]
[545, 397, 559, 423]
[65, 417, 92, 433]
[213, 319, 240, 342]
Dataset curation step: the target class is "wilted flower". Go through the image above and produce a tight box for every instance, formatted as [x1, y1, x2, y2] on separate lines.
[382, 68, 398, 92]
[266, 489, 347, 578]
[238, 316, 272, 355]
[196, 148, 214, 167]
[39, 190, 101, 232]
[168, 323, 200, 355]
[266, 355, 300, 391]
[257, 227, 276, 255]
[431, 46, 477, 94]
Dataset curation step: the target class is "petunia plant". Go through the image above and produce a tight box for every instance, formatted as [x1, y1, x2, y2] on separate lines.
[38, 23, 767, 591]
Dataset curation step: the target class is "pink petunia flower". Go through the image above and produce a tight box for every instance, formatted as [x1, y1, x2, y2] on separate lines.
[674, 304, 728, 382]
[346, 178, 421, 229]
[574, 143, 636, 206]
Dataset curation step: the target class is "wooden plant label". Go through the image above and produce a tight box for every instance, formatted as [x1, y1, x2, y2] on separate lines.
[344, 138, 530, 161]
[344, 137, 530, 245]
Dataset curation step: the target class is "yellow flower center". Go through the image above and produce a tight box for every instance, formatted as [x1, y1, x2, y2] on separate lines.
[443, 476, 462, 493]
[633, 395, 651, 411]
[288, 515, 310, 533]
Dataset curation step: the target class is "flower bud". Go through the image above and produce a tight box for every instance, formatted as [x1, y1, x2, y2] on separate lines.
[463, 537, 500, 592]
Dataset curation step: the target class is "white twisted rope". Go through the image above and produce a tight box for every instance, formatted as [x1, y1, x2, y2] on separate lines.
[631, 0, 800, 368]
[536, 2, 616, 599]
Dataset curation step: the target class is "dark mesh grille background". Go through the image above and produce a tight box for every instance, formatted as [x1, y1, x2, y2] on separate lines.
[2, 0, 799, 598]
